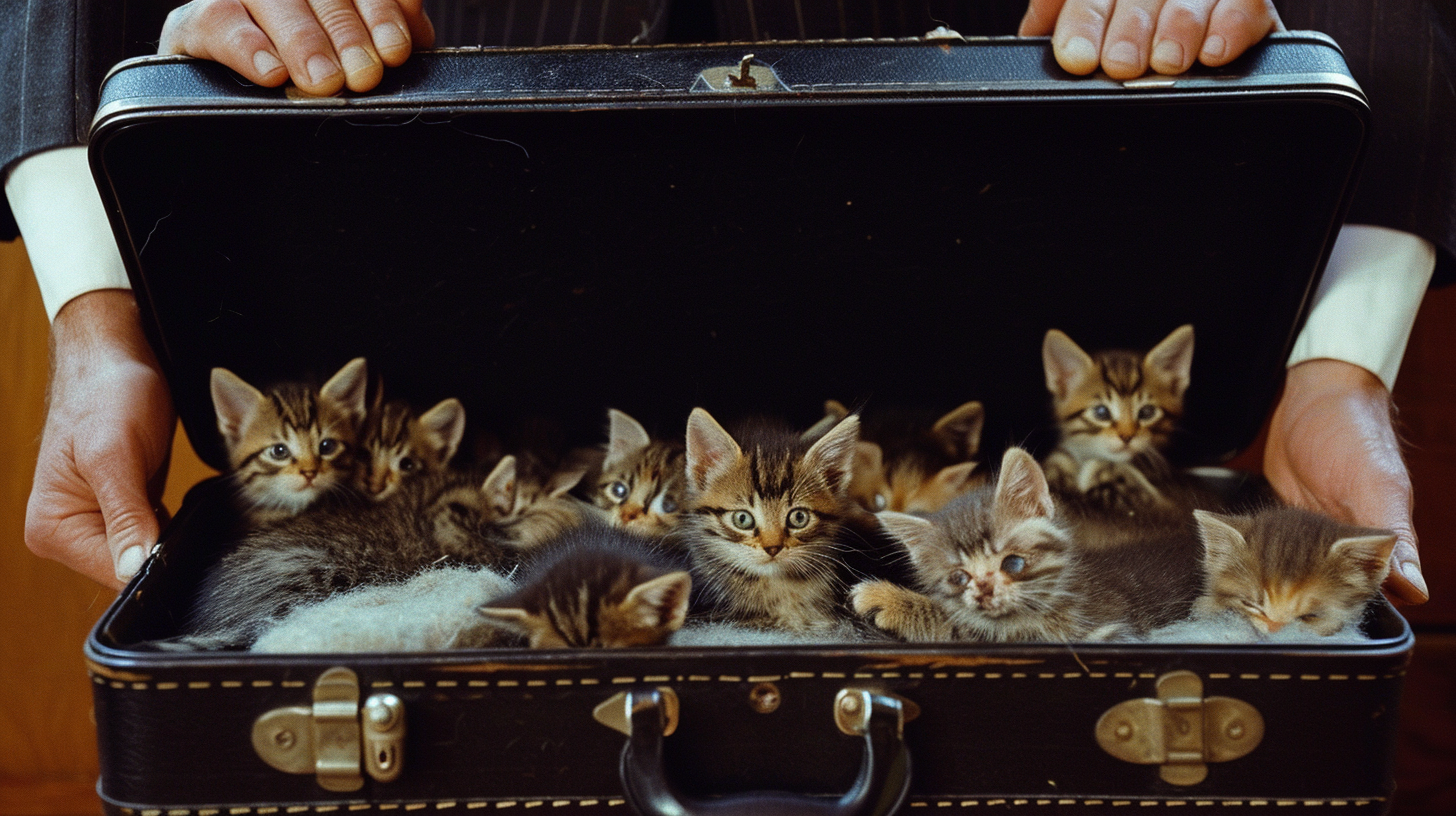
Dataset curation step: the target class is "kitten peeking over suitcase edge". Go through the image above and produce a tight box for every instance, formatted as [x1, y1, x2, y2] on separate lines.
[154, 335, 1397, 652]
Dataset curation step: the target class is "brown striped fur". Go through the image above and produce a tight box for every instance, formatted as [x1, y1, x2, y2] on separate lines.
[357, 395, 466, 501]
[587, 409, 687, 536]
[831, 399, 987, 514]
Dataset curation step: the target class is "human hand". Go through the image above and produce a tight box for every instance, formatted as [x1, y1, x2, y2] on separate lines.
[1018, 0, 1282, 79]
[1263, 359, 1426, 604]
[24, 291, 176, 590]
[159, 0, 435, 96]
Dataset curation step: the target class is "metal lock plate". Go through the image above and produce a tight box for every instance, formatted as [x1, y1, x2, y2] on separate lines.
[692, 54, 784, 93]
[253, 667, 406, 791]
[1096, 670, 1264, 786]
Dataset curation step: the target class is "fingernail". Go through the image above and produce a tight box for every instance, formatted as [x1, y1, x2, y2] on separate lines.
[1202, 35, 1227, 62]
[1400, 561, 1429, 599]
[372, 23, 407, 53]
[253, 50, 284, 77]
[1061, 37, 1099, 71]
[306, 54, 340, 86]
[1104, 40, 1140, 71]
[340, 46, 377, 78]
[1152, 40, 1183, 72]
[115, 545, 149, 582]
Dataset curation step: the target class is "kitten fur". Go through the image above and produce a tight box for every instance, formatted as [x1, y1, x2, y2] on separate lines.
[211, 357, 369, 525]
[1192, 506, 1395, 637]
[356, 393, 466, 501]
[587, 409, 687, 537]
[184, 455, 586, 648]
[852, 447, 1200, 643]
[476, 524, 691, 648]
[679, 408, 861, 634]
[831, 399, 986, 514]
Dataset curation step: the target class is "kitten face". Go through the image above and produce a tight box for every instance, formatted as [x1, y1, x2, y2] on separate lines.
[211, 358, 369, 520]
[429, 455, 588, 559]
[358, 397, 466, 501]
[1043, 326, 1193, 463]
[879, 448, 1079, 640]
[845, 401, 984, 514]
[591, 409, 687, 536]
[1194, 507, 1396, 637]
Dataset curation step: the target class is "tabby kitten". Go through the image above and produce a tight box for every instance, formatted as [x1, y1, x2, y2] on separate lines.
[1041, 325, 1198, 517]
[476, 525, 692, 648]
[587, 409, 687, 536]
[1192, 506, 1395, 637]
[211, 357, 369, 525]
[831, 399, 986, 514]
[184, 455, 586, 648]
[679, 407, 861, 634]
[851, 447, 1200, 643]
[356, 393, 467, 501]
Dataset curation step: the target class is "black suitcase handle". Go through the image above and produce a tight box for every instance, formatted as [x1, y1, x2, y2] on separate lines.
[619, 687, 912, 816]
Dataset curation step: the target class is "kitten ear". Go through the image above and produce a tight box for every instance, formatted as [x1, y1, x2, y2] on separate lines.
[804, 413, 861, 496]
[320, 357, 370, 426]
[931, 401, 984, 460]
[877, 511, 948, 572]
[481, 455, 519, 516]
[825, 399, 850, 420]
[685, 408, 742, 493]
[1042, 329, 1096, 401]
[801, 401, 846, 442]
[210, 367, 266, 448]
[418, 398, 467, 464]
[623, 571, 693, 632]
[1330, 534, 1398, 586]
[993, 447, 1054, 522]
[853, 441, 884, 479]
[605, 409, 652, 467]
[1145, 324, 1195, 401]
[474, 605, 535, 639]
[545, 460, 592, 498]
[924, 462, 979, 500]
[1193, 509, 1249, 575]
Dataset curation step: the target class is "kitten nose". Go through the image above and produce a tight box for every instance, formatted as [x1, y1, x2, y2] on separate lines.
[1264, 618, 1287, 634]
[620, 505, 644, 522]
[762, 544, 783, 558]
[299, 468, 318, 483]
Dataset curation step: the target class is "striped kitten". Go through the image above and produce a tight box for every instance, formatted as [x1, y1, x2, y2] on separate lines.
[1041, 325, 1195, 516]
[851, 447, 1200, 643]
[680, 408, 860, 634]
[356, 393, 467, 501]
[828, 399, 986, 514]
[183, 455, 586, 648]
[587, 409, 687, 536]
[1193, 507, 1395, 637]
[476, 525, 692, 648]
[210, 358, 369, 525]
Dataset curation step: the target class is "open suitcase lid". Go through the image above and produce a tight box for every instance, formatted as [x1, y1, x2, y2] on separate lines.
[90, 32, 1367, 474]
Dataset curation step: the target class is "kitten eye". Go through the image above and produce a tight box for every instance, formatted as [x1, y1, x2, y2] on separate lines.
[1001, 554, 1027, 575]
[318, 438, 339, 456]
[873, 494, 888, 511]
[1298, 613, 1322, 624]
[786, 508, 813, 529]
[607, 481, 629, 502]
[1136, 405, 1159, 422]
[1090, 404, 1112, 422]
[658, 495, 679, 514]
[266, 443, 291, 461]
[949, 570, 971, 588]
[729, 510, 756, 531]
[398, 457, 417, 473]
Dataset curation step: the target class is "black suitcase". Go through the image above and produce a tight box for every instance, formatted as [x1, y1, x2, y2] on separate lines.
[85, 32, 1412, 815]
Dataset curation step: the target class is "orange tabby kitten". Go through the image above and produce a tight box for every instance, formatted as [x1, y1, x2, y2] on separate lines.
[211, 357, 369, 525]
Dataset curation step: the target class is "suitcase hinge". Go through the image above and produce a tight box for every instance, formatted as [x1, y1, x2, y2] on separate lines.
[252, 667, 406, 791]
[1095, 670, 1264, 786]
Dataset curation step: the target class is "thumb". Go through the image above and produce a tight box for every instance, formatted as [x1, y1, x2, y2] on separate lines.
[1384, 533, 1428, 606]
[95, 464, 162, 585]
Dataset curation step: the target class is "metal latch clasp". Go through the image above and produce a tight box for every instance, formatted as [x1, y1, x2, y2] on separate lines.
[253, 667, 406, 791]
[1096, 670, 1264, 786]
[692, 54, 784, 93]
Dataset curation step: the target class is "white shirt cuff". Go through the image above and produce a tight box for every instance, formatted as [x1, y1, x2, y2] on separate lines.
[1287, 224, 1435, 391]
[4, 146, 130, 322]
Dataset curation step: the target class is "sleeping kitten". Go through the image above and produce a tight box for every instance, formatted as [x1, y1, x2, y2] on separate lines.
[851, 447, 1201, 643]
[830, 399, 986, 514]
[1192, 506, 1395, 637]
[587, 409, 687, 536]
[679, 407, 860, 634]
[211, 357, 369, 525]
[356, 393, 467, 501]
[183, 455, 586, 648]
[476, 525, 692, 648]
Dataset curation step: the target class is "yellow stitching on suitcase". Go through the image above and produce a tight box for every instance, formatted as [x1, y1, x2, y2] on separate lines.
[956, 672, 975, 678]
[555, 679, 573, 686]
[607, 801, 625, 807]
[612, 677, 637, 684]
[259, 808, 279, 813]
[579, 679, 599, 685]
[1209, 674, 1231, 679]
[494, 803, 516, 809]
[497, 681, 520, 687]
[315, 808, 336, 813]
[1063, 673, 1083, 678]
[688, 675, 711, 682]
[527, 680, 547, 687]
[790, 672, 815, 679]
[405, 804, 428, 810]
[288, 806, 309, 812]
[283, 681, 306, 688]
[822, 672, 846, 679]
[1240, 674, 1260, 680]
[1357, 675, 1377, 681]
[719, 675, 742, 682]
[403, 681, 426, 688]
[436, 803, 455, 809]
[349, 806, 371, 811]
[1328, 675, 1349, 680]
[881, 672, 902, 678]
[189, 682, 211, 689]
[252, 681, 274, 688]
[748, 675, 782, 682]
[168, 809, 189, 815]
[1269, 674, 1292, 680]
[1011, 673, 1028, 679]
[1139, 803, 1158, 807]
[1300, 675, 1321, 681]
[1276, 801, 1298, 806]
[934, 673, 949, 679]
[523, 804, 541, 809]
[580, 802, 599, 807]
[230, 808, 250, 814]
[111, 682, 126, 689]
[469, 680, 489, 687]
[1038, 673, 1056, 679]
[1115, 673, 1133, 679]
[200, 810, 219, 815]
[645, 675, 671, 682]
[466, 803, 489, 809]
[437, 681, 459, 688]
[133, 683, 149, 690]
[553, 803, 572, 808]
[1138, 673, 1157, 679]
[142, 809, 162, 815]
[855, 673, 874, 679]
[222, 681, 243, 688]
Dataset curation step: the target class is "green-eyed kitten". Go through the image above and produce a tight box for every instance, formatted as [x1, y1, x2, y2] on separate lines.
[836, 399, 986, 514]
[588, 409, 687, 536]
[1192, 507, 1395, 637]
[852, 447, 1200, 643]
[476, 525, 692, 648]
[211, 357, 369, 525]
[680, 407, 860, 634]
[356, 394, 466, 501]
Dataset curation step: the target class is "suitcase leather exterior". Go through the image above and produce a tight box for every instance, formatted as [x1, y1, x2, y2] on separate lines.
[84, 33, 1412, 815]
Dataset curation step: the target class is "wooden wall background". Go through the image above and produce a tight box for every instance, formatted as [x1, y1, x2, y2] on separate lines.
[1, 239, 1452, 813]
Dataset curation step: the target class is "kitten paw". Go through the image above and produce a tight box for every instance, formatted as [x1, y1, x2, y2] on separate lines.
[850, 580, 950, 641]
